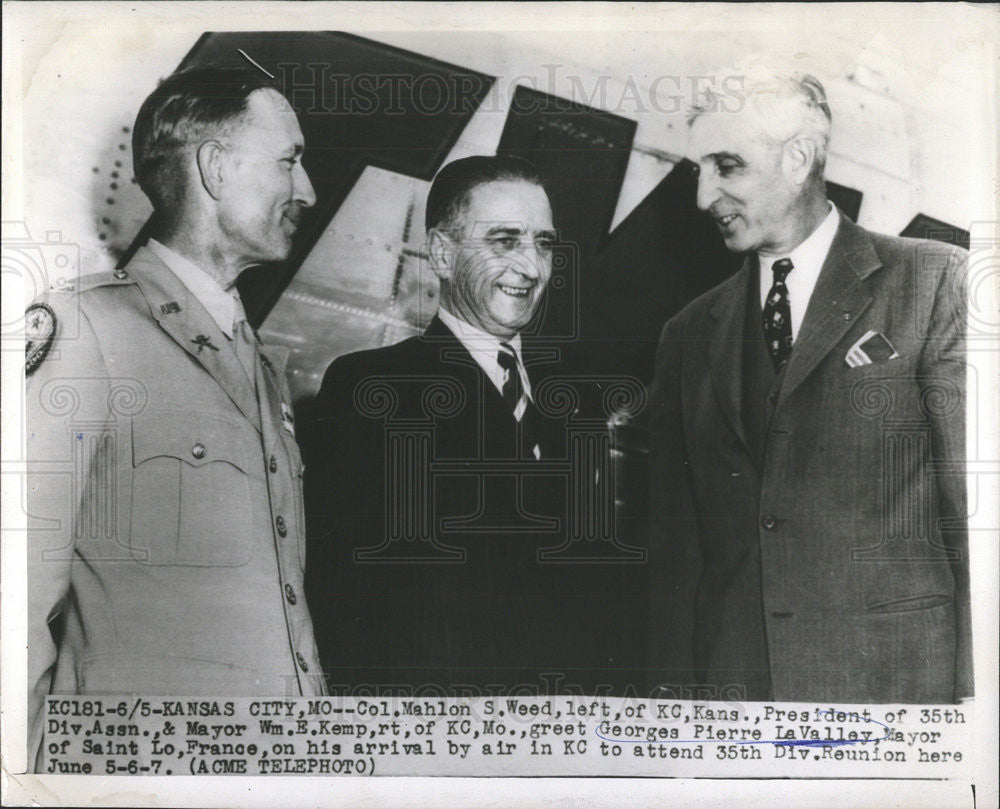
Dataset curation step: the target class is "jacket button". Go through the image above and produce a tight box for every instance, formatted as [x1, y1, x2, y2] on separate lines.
[296, 652, 309, 672]
[191, 443, 206, 459]
[768, 390, 779, 405]
[284, 583, 297, 605]
[761, 514, 777, 530]
[276, 515, 287, 537]
[269, 455, 278, 473]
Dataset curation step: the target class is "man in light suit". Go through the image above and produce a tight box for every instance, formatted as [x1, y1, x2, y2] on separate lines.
[306, 155, 642, 694]
[25, 65, 326, 766]
[647, 70, 971, 704]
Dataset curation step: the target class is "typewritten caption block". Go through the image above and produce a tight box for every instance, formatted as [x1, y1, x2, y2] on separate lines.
[41, 696, 972, 777]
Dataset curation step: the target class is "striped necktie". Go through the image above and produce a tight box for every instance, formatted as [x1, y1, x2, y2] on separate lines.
[497, 341, 541, 460]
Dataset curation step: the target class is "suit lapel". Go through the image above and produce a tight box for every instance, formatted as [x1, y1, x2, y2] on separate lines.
[776, 213, 882, 410]
[125, 247, 262, 431]
[422, 316, 514, 457]
[708, 262, 753, 448]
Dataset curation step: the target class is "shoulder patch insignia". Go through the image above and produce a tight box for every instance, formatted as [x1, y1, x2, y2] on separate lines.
[25, 303, 57, 376]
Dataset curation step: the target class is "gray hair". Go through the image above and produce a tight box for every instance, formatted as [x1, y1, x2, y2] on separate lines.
[133, 65, 284, 215]
[689, 67, 832, 174]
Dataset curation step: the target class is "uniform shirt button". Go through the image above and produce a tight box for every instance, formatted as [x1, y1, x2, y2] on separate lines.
[276, 515, 287, 537]
[191, 443, 206, 459]
[269, 455, 278, 473]
[285, 583, 297, 605]
[296, 652, 309, 672]
[761, 514, 777, 530]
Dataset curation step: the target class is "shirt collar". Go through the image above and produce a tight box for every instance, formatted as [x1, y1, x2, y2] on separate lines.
[147, 239, 243, 339]
[436, 306, 523, 362]
[758, 201, 839, 279]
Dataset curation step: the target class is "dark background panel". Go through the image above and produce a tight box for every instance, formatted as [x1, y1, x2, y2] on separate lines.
[826, 180, 863, 223]
[580, 159, 740, 386]
[900, 213, 970, 250]
[495, 87, 739, 387]
[496, 86, 637, 351]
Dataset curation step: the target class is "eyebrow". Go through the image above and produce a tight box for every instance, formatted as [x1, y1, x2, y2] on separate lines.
[483, 226, 557, 240]
[703, 150, 745, 164]
[484, 226, 525, 238]
[282, 144, 304, 158]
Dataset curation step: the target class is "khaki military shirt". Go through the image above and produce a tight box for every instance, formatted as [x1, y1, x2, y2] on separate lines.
[25, 246, 326, 765]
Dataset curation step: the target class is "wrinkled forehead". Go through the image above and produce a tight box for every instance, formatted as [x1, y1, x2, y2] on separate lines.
[461, 180, 554, 234]
[685, 106, 779, 164]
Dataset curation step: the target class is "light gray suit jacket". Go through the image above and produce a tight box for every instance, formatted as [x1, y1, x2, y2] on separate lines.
[648, 210, 971, 703]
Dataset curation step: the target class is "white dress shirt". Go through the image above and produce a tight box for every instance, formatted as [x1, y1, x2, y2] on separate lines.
[436, 306, 533, 401]
[758, 202, 840, 341]
[147, 239, 247, 339]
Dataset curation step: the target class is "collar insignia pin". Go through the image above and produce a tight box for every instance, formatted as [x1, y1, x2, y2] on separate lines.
[192, 334, 219, 353]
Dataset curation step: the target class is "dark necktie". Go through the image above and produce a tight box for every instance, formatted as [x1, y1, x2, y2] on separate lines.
[497, 342, 541, 459]
[762, 257, 794, 372]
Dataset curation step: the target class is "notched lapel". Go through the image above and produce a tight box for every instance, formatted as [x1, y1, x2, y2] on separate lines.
[435, 344, 496, 458]
[127, 247, 262, 431]
[777, 214, 882, 410]
[423, 318, 517, 459]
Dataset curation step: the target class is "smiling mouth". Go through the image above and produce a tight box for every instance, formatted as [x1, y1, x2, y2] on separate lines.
[716, 213, 739, 227]
[498, 284, 532, 298]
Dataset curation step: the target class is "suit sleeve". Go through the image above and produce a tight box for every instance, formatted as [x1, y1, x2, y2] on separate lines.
[646, 314, 703, 695]
[918, 246, 973, 700]
[25, 299, 111, 766]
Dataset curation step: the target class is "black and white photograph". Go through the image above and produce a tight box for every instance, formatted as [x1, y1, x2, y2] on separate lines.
[2, 2, 997, 807]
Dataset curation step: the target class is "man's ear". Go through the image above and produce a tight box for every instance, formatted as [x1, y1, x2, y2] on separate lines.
[195, 140, 227, 200]
[782, 135, 818, 186]
[427, 229, 455, 281]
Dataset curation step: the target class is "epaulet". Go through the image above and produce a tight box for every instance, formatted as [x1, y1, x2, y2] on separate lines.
[56, 267, 136, 295]
[25, 269, 133, 375]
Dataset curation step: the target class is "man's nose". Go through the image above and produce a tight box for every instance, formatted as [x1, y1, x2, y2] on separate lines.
[695, 169, 717, 212]
[294, 162, 317, 208]
[512, 243, 545, 278]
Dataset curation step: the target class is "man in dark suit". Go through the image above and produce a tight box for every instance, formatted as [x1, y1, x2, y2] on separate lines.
[648, 70, 971, 704]
[307, 155, 640, 695]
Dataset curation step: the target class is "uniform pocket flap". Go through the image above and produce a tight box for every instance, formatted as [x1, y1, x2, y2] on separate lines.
[132, 410, 250, 473]
[867, 593, 951, 614]
[81, 651, 263, 693]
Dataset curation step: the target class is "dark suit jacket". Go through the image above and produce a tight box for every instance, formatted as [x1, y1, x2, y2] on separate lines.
[648, 211, 972, 703]
[305, 317, 646, 695]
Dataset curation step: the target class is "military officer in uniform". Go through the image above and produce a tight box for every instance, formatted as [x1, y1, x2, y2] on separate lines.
[25, 65, 325, 767]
